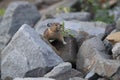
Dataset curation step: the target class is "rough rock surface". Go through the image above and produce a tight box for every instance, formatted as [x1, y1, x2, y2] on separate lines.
[0, 1, 40, 52]
[76, 37, 120, 77]
[1, 24, 63, 79]
[54, 12, 91, 21]
[13, 77, 55, 80]
[112, 43, 120, 60]
[35, 19, 107, 37]
[44, 62, 83, 80]
[51, 36, 78, 63]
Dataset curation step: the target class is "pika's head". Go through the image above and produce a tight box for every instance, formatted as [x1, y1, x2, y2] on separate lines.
[47, 23, 62, 32]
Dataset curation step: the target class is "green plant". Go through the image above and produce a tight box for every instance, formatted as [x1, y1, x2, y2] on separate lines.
[61, 22, 74, 37]
[0, 8, 5, 16]
[78, 0, 114, 23]
[56, 7, 76, 14]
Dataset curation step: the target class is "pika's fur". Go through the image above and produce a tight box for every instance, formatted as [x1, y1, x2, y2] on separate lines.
[44, 23, 66, 45]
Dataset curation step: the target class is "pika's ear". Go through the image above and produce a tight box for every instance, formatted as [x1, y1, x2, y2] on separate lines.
[47, 23, 52, 27]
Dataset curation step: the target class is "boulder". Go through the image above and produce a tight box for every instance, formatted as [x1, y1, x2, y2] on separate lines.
[0, 1, 40, 52]
[76, 37, 120, 77]
[44, 62, 83, 80]
[13, 77, 55, 80]
[51, 36, 78, 63]
[54, 12, 91, 21]
[112, 43, 120, 60]
[1, 24, 63, 80]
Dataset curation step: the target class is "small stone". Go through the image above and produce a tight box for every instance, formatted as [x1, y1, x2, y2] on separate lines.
[76, 37, 120, 77]
[54, 12, 91, 21]
[13, 77, 55, 80]
[44, 62, 83, 80]
[0, 1, 41, 53]
[1, 24, 63, 80]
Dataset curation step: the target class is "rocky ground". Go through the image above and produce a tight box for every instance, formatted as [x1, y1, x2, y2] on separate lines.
[0, 0, 120, 80]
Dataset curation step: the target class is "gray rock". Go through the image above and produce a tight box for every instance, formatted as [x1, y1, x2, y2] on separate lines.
[14, 77, 55, 80]
[116, 18, 120, 31]
[76, 37, 120, 77]
[64, 21, 107, 36]
[69, 77, 87, 80]
[111, 67, 120, 80]
[44, 62, 72, 77]
[44, 62, 83, 80]
[35, 20, 107, 37]
[112, 43, 120, 60]
[40, 0, 78, 15]
[1, 24, 63, 80]
[54, 12, 91, 21]
[51, 36, 78, 63]
[0, 1, 41, 52]
[24, 67, 52, 77]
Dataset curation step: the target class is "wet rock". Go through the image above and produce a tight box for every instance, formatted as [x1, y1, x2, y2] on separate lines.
[13, 77, 55, 80]
[112, 43, 120, 60]
[1, 24, 63, 80]
[69, 77, 87, 80]
[0, 1, 40, 52]
[44, 62, 83, 80]
[76, 37, 120, 77]
[51, 36, 78, 63]
[54, 12, 91, 21]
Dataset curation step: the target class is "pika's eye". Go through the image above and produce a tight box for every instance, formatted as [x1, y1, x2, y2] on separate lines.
[47, 23, 52, 27]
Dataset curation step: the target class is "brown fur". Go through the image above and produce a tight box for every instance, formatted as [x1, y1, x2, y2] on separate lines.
[44, 23, 66, 44]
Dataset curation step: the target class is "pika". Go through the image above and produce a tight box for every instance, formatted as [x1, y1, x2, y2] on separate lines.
[44, 23, 67, 45]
